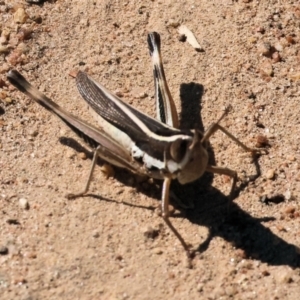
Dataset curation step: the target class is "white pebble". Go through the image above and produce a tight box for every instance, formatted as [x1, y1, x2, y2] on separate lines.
[19, 198, 29, 210]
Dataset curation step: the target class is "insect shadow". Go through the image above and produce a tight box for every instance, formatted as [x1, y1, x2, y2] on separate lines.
[177, 81, 300, 268]
[59, 82, 300, 268]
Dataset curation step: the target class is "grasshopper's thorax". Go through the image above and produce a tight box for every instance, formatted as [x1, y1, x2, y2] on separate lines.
[165, 130, 208, 184]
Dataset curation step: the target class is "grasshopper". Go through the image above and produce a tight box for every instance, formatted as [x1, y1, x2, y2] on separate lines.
[7, 32, 258, 257]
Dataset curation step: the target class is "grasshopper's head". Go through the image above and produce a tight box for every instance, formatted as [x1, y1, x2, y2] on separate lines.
[167, 130, 208, 184]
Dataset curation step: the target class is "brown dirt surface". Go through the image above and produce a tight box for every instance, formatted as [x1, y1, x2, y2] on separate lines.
[1, 0, 300, 299]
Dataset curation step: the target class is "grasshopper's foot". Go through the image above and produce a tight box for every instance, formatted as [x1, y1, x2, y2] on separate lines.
[250, 147, 268, 157]
[187, 248, 196, 259]
[184, 248, 197, 269]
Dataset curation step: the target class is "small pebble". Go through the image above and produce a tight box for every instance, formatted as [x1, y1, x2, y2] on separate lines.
[138, 92, 147, 99]
[265, 169, 275, 180]
[257, 42, 272, 57]
[274, 42, 283, 52]
[248, 36, 257, 44]
[92, 231, 100, 238]
[272, 51, 281, 63]
[167, 19, 180, 28]
[294, 8, 300, 19]
[286, 155, 296, 162]
[68, 69, 78, 78]
[12, 277, 27, 285]
[0, 63, 10, 74]
[284, 206, 295, 215]
[152, 247, 163, 255]
[115, 254, 123, 261]
[0, 246, 9, 255]
[24, 252, 37, 259]
[131, 88, 146, 99]
[168, 204, 175, 215]
[29, 130, 39, 137]
[155, 206, 162, 216]
[274, 269, 293, 284]
[178, 34, 187, 42]
[261, 270, 270, 276]
[0, 45, 9, 53]
[78, 152, 87, 160]
[65, 149, 75, 159]
[4, 97, 12, 104]
[5, 49, 23, 65]
[276, 224, 286, 232]
[114, 90, 124, 97]
[284, 190, 291, 201]
[100, 163, 114, 178]
[286, 36, 295, 44]
[225, 286, 238, 297]
[19, 198, 29, 210]
[260, 61, 273, 76]
[0, 36, 8, 44]
[235, 248, 247, 260]
[0, 90, 7, 100]
[44, 221, 51, 227]
[289, 73, 300, 81]
[17, 27, 33, 41]
[197, 283, 204, 292]
[17, 42, 29, 54]
[14, 8, 29, 24]
[255, 134, 269, 148]
[1, 28, 11, 39]
[255, 27, 265, 34]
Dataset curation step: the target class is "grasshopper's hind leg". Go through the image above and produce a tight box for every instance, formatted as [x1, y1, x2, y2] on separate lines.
[147, 32, 179, 128]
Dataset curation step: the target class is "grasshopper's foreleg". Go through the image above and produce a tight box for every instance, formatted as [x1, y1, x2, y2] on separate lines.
[203, 108, 262, 199]
[202, 122, 256, 154]
[201, 107, 259, 155]
[205, 165, 237, 200]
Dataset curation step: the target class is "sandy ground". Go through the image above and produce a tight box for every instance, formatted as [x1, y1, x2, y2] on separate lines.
[1, 0, 300, 299]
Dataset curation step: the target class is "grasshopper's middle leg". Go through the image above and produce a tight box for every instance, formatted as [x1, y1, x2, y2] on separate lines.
[161, 177, 192, 256]
[66, 146, 101, 199]
[205, 165, 237, 200]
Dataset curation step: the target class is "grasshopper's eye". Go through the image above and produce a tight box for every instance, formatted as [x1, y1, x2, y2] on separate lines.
[170, 139, 188, 162]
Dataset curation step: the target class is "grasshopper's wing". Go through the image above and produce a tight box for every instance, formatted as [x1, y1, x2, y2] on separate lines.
[7, 70, 140, 173]
[147, 32, 179, 128]
[76, 71, 184, 144]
